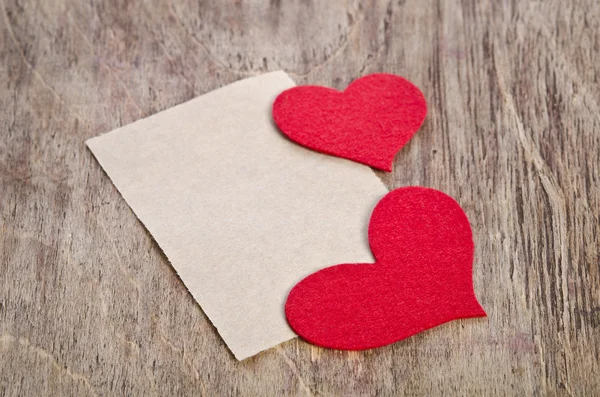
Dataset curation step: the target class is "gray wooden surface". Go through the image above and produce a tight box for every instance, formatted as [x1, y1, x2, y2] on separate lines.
[1, 1, 599, 396]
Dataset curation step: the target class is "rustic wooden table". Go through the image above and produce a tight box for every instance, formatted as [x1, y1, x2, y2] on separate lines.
[1, 1, 599, 396]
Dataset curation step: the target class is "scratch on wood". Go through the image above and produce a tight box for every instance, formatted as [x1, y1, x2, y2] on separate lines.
[66, 13, 146, 118]
[0, 334, 100, 397]
[0, 0, 84, 122]
[276, 346, 315, 396]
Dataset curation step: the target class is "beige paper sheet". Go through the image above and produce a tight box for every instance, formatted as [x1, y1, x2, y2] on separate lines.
[86, 71, 388, 360]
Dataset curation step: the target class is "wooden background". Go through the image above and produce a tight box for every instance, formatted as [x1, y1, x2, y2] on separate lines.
[1, 0, 599, 395]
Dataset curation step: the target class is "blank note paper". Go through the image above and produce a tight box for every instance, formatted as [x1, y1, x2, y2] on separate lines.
[86, 71, 388, 360]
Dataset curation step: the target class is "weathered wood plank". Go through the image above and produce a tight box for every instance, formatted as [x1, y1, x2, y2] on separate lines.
[1, 0, 598, 395]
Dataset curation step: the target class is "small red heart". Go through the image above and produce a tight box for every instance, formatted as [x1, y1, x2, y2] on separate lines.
[272, 74, 427, 171]
[285, 187, 486, 350]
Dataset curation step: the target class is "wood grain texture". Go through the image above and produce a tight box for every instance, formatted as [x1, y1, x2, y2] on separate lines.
[0, 0, 598, 395]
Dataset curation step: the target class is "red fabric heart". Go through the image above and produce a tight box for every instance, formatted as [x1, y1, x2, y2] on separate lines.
[272, 74, 427, 171]
[285, 187, 486, 350]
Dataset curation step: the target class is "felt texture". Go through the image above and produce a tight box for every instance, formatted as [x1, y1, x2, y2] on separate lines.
[86, 71, 388, 360]
[285, 186, 486, 350]
[272, 73, 427, 171]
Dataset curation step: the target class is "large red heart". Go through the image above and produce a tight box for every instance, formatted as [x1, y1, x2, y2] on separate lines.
[272, 74, 427, 171]
[285, 187, 486, 350]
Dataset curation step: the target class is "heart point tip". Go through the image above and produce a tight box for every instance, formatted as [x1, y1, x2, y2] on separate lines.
[473, 302, 487, 318]
[374, 161, 393, 172]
